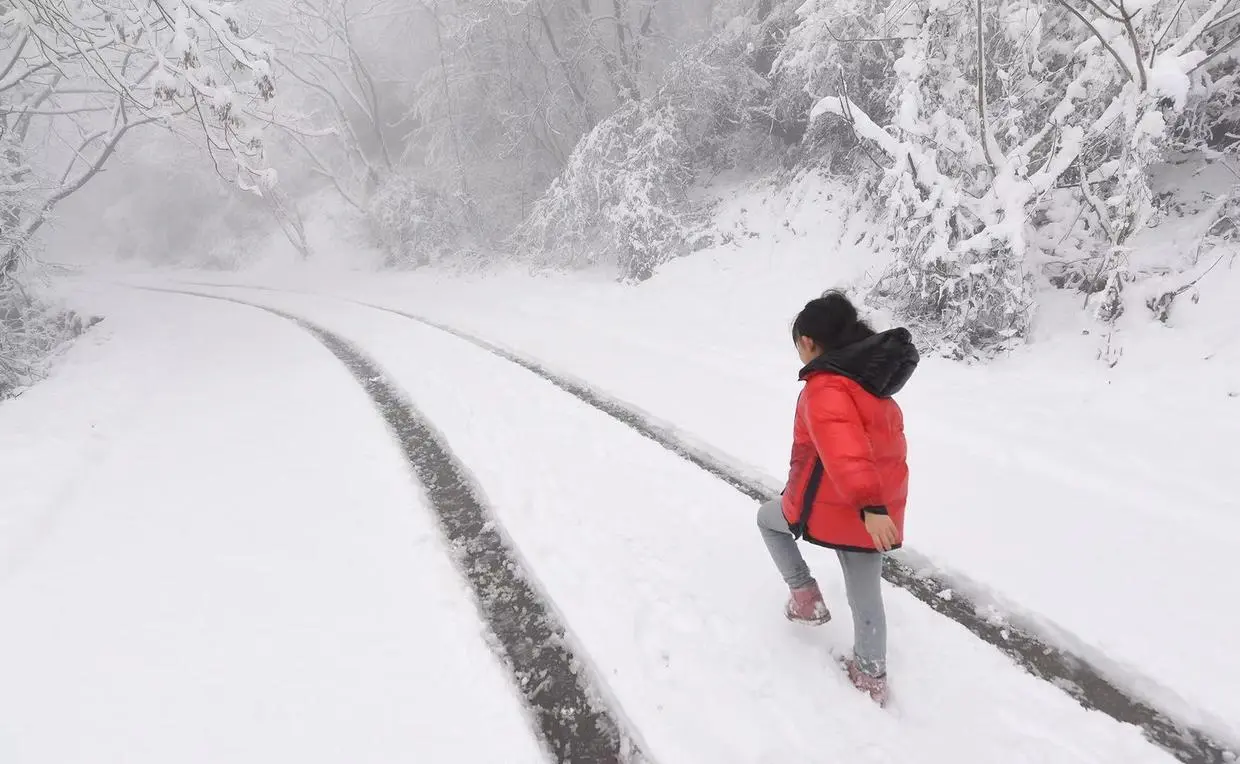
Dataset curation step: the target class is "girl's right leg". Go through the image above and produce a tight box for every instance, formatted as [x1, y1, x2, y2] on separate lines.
[837, 550, 888, 705]
[836, 550, 887, 677]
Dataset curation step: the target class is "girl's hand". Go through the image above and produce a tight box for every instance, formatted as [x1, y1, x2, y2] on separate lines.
[864, 511, 899, 552]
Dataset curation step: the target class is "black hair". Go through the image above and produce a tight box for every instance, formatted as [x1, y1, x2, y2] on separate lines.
[792, 290, 875, 351]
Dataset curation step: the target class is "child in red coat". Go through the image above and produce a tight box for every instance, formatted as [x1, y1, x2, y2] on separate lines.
[757, 291, 918, 706]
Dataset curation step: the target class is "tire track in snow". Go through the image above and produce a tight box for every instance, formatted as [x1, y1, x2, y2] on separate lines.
[171, 280, 1235, 764]
[137, 287, 647, 764]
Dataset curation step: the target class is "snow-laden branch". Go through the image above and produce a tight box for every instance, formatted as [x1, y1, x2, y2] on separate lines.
[263, 0, 417, 208]
[1054, 0, 1136, 83]
[0, 0, 278, 287]
[1169, 0, 1237, 55]
[810, 95, 902, 157]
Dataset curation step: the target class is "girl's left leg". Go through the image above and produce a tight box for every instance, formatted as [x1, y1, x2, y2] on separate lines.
[756, 499, 830, 625]
[755, 499, 813, 589]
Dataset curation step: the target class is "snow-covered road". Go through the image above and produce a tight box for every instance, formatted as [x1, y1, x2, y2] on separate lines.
[0, 289, 545, 763]
[59, 283, 1200, 762]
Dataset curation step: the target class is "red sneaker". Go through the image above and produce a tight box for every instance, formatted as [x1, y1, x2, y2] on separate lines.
[846, 659, 889, 707]
[785, 580, 831, 625]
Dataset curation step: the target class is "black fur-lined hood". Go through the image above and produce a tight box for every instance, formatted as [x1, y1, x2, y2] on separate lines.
[799, 328, 919, 398]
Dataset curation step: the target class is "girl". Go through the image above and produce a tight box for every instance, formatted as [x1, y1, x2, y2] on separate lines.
[756, 290, 918, 707]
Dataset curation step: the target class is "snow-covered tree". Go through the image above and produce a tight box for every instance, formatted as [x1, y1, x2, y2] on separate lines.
[1, 0, 276, 286]
[803, 0, 1240, 357]
[268, 0, 425, 212]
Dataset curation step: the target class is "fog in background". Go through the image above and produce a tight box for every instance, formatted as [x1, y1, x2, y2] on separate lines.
[7, 0, 1240, 366]
[21, 0, 721, 271]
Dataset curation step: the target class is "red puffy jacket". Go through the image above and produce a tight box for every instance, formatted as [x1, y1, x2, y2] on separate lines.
[781, 329, 918, 552]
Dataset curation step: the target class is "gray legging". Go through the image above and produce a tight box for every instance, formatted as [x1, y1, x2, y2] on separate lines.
[756, 499, 887, 677]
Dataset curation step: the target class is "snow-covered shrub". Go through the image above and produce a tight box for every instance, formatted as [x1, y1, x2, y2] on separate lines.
[770, 0, 900, 169]
[516, 36, 771, 280]
[1, 139, 38, 290]
[661, 42, 774, 171]
[515, 102, 693, 280]
[0, 283, 98, 400]
[366, 173, 478, 268]
[1143, 188, 1240, 321]
[2, 142, 97, 394]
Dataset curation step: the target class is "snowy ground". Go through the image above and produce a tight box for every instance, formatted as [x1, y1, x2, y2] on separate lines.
[69, 174, 1239, 750]
[6, 176, 1237, 761]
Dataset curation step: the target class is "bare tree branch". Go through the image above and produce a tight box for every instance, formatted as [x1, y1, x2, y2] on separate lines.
[1115, 0, 1148, 90]
[1189, 27, 1240, 72]
[1150, 0, 1189, 67]
[977, 0, 998, 170]
[1053, 0, 1136, 83]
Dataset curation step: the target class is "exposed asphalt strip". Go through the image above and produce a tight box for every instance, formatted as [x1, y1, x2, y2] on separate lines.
[137, 286, 645, 764]
[171, 280, 1236, 764]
